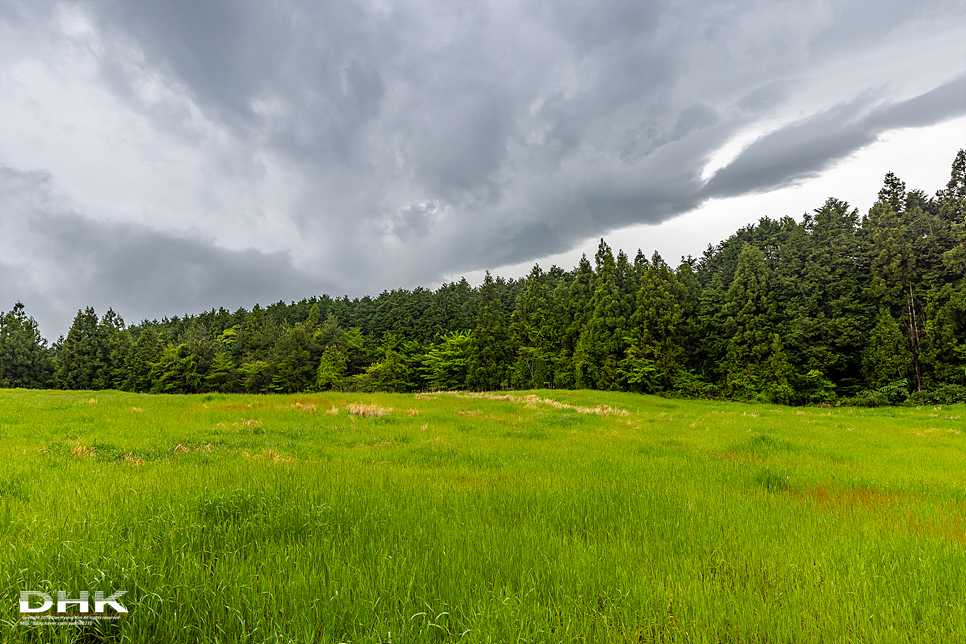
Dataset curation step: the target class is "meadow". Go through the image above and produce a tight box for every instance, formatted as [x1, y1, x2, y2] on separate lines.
[0, 388, 964, 643]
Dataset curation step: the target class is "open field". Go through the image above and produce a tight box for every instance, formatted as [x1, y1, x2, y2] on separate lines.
[0, 389, 964, 643]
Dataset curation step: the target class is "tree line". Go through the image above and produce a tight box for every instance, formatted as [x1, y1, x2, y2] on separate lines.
[3, 150, 965, 406]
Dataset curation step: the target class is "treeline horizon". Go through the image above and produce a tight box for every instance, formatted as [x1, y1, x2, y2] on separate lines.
[3, 150, 965, 407]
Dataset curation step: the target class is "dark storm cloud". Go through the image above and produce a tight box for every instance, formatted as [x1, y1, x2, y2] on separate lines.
[0, 167, 325, 337]
[702, 74, 966, 199]
[2, 0, 965, 336]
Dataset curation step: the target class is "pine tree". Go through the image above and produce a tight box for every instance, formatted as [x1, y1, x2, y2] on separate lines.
[466, 272, 509, 391]
[800, 198, 868, 396]
[509, 264, 553, 389]
[125, 328, 162, 392]
[0, 303, 55, 388]
[316, 345, 349, 391]
[863, 308, 911, 389]
[270, 324, 315, 393]
[723, 244, 777, 400]
[150, 343, 204, 394]
[99, 308, 130, 390]
[553, 254, 594, 388]
[865, 172, 925, 390]
[357, 333, 414, 393]
[575, 241, 633, 390]
[205, 351, 237, 392]
[622, 252, 686, 392]
[56, 307, 108, 390]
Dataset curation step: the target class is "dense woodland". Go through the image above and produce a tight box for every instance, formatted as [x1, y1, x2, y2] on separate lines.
[3, 151, 965, 406]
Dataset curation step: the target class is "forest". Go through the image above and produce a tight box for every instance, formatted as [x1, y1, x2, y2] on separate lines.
[2, 150, 964, 407]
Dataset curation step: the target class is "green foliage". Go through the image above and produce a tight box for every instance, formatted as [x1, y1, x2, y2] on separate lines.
[55, 307, 107, 390]
[623, 252, 690, 393]
[316, 345, 349, 391]
[575, 241, 634, 390]
[466, 272, 510, 391]
[0, 302, 54, 388]
[509, 264, 555, 389]
[354, 333, 415, 393]
[422, 331, 471, 391]
[863, 308, 912, 389]
[270, 324, 315, 393]
[723, 244, 777, 400]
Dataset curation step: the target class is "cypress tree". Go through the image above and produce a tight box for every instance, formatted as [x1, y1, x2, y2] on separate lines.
[723, 244, 781, 400]
[0, 303, 55, 388]
[623, 252, 687, 392]
[466, 272, 509, 391]
[863, 308, 912, 389]
[56, 307, 108, 390]
[575, 240, 633, 390]
[509, 264, 553, 389]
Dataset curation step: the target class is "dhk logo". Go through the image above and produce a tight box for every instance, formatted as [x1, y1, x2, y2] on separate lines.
[19, 591, 128, 614]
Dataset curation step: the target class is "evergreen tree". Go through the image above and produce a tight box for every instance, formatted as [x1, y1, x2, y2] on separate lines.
[553, 254, 593, 388]
[800, 198, 868, 396]
[124, 328, 162, 392]
[863, 308, 912, 389]
[270, 324, 315, 393]
[865, 172, 925, 390]
[922, 150, 966, 385]
[723, 244, 787, 400]
[466, 272, 510, 391]
[316, 346, 349, 391]
[622, 252, 687, 392]
[0, 303, 55, 388]
[99, 308, 130, 390]
[574, 241, 633, 390]
[509, 264, 553, 389]
[422, 331, 471, 391]
[205, 351, 238, 392]
[356, 333, 414, 393]
[150, 343, 204, 394]
[56, 307, 109, 390]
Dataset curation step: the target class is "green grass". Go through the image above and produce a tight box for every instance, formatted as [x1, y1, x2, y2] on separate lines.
[0, 388, 964, 643]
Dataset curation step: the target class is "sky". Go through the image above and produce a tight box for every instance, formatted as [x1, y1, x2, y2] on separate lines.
[1, 0, 964, 339]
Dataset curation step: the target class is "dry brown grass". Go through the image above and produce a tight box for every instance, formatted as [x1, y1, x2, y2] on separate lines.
[215, 419, 263, 429]
[72, 445, 95, 458]
[123, 452, 144, 466]
[291, 402, 317, 413]
[439, 392, 630, 417]
[345, 403, 393, 417]
[244, 448, 291, 463]
[175, 443, 214, 454]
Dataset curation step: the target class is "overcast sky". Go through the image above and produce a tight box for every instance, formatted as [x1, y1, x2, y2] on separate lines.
[2, 0, 965, 338]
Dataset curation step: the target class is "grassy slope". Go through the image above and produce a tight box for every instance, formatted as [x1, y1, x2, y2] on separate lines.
[0, 388, 964, 643]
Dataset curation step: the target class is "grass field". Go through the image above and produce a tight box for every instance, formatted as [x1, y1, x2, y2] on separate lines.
[0, 388, 964, 643]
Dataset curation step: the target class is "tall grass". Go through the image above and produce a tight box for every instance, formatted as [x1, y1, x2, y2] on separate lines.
[1, 388, 964, 642]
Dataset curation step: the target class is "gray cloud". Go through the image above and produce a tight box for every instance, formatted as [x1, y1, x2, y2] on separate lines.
[702, 74, 966, 199]
[2, 0, 964, 336]
[0, 167, 325, 336]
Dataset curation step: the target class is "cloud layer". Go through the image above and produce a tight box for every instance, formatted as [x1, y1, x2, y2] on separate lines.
[2, 0, 964, 336]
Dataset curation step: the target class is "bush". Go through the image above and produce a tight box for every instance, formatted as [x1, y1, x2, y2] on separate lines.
[906, 383, 966, 406]
[851, 389, 890, 407]
[850, 380, 909, 407]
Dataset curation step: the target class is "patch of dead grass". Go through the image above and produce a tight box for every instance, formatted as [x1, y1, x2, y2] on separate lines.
[439, 392, 630, 417]
[345, 403, 393, 417]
